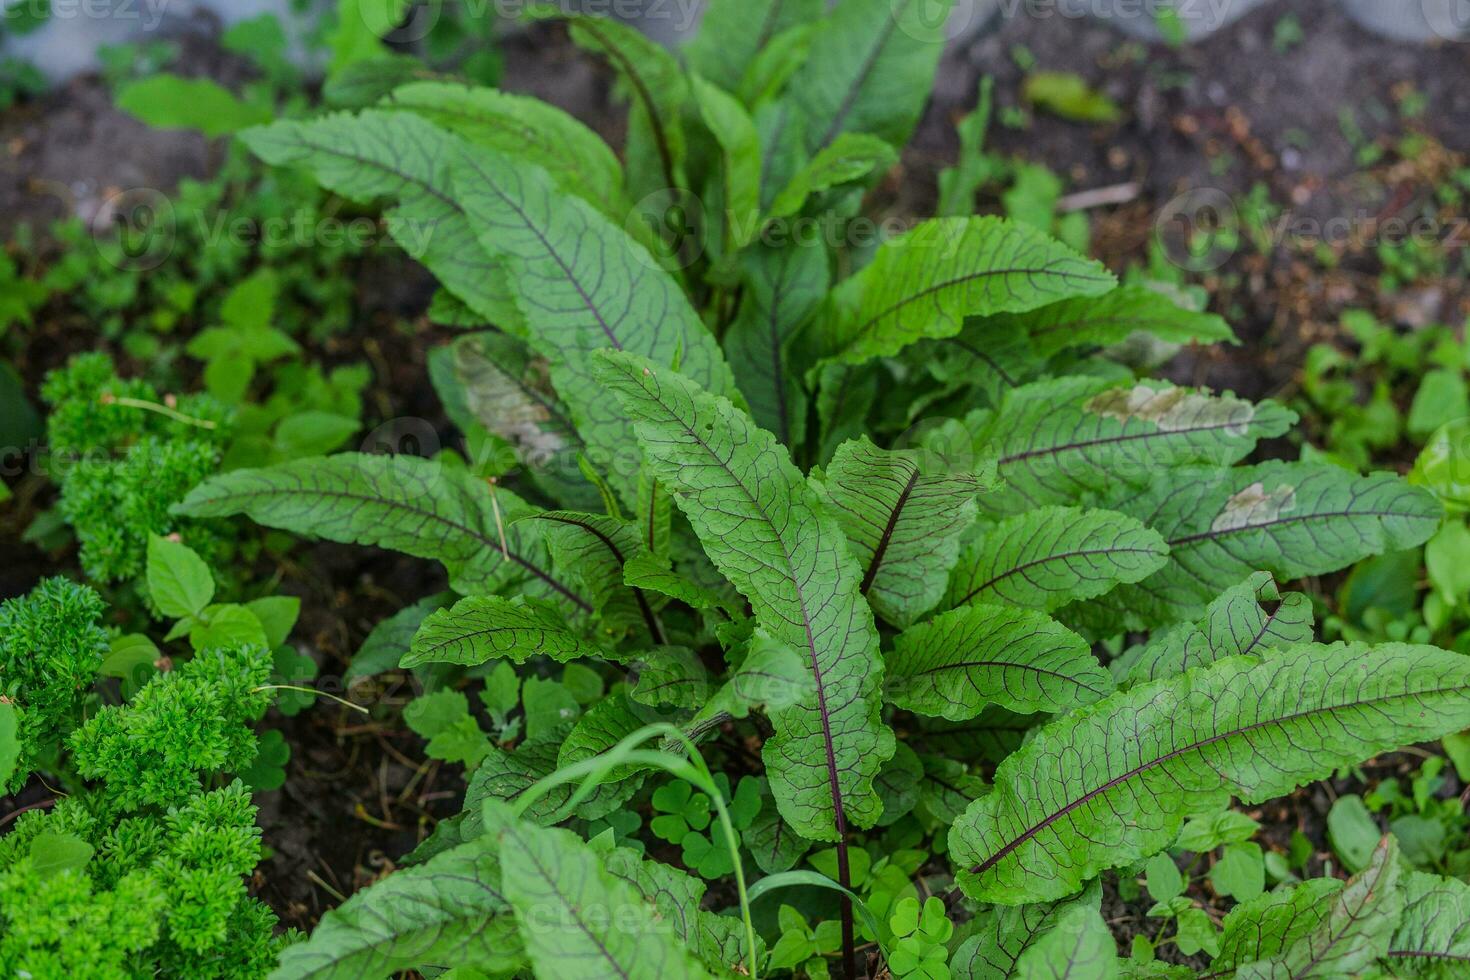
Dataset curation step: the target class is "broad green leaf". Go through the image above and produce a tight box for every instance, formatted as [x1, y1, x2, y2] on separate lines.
[402, 596, 607, 668]
[816, 217, 1115, 367]
[767, 132, 898, 219]
[739, 22, 818, 109]
[1384, 870, 1470, 975]
[982, 284, 1236, 360]
[1111, 572, 1314, 686]
[176, 454, 588, 611]
[1014, 898, 1118, 979]
[486, 805, 712, 979]
[971, 376, 1297, 517]
[426, 331, 591, 509]
[1079, 463, 1443, 630]
[450, 142, 738, 504]
[241, 111, 522, 329]
[951, 644, 1470, 904]
[268, 840, 522, 979]
[382, 81, 626, 220]
[722, 240, 830, 448]
[815, 436, 989, 627]
[792, 0, 952, 151]
[945, 506, 1168, 614]
[692, 76, 763, 252]
[1215, 836, 1401, 979]
[115, 74, 270, 137]
[595, 350, 894, 841]
[953, 883, 1102, 980]
[886, 604, 1112, 721]
[684, 0, 824, 93]
[146, 534, 214, 618]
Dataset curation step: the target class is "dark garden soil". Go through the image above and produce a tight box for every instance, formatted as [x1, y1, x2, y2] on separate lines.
[3, 0, 1469, 959]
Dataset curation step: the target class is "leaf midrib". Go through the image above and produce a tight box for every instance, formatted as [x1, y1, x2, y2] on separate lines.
[666, 391, 852, 837]
[967, 681, 1470, 879]
[998, 418, 1252, 467]
[954, 545, 1163, 608]
[845, 262, 1115, 353]
[1170, 509, 1434, 547]
[860, 465, 919, 596]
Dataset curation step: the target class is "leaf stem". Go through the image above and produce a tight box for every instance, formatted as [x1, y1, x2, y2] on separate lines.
[250, 684, 369, 714]
[100, 393, 218, 429]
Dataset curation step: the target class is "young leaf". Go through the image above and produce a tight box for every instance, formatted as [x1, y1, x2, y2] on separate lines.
[981, 284, 1236, 359]
[176, 454, 588, 612]
[886, 603, 1113, 721]
[792, 0, 952, 151]
[402, 596, 607, 668]
[951, 643, 1470, 904]
[1110, 572, 1314, 686]
[684, 0, 824, 94]
[486, 805, 712, 979]
[146, 534, 214, 618]
[972, 376, 1297, 517]
[814, 436, 990, 627]
[1212, 836, 1401, 978]
[816, 217, 1115, 367]
[722, 241, 830, 448]
[944, 506, 1168, 614]
[269, 841, 523, 979]
[241, 112, 522, 329]
[381, 81, 626, 221]
[1384, 870, 1470, 972]
[766, 132, 898, 219]
[450, 143, 739, 504]
[952, 882, 1103, 980]
[594, 350, 895, 841]
[1080, 463, 1442, 630]
[692, 76, 763, 252]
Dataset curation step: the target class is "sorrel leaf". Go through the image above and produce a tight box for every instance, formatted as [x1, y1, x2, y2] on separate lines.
[950, 644, 1470, 904]
[176, 454, 587, 610]
[401, 596, 607, 668]
[885, 603, 1112, 721]
[814, 436, 990, 627]
[594, 349, 893, 841]
[944, 505, 1168, 614]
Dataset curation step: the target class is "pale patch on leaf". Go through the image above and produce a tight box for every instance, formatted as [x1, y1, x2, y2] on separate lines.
[1211, 482, 1296, 533]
